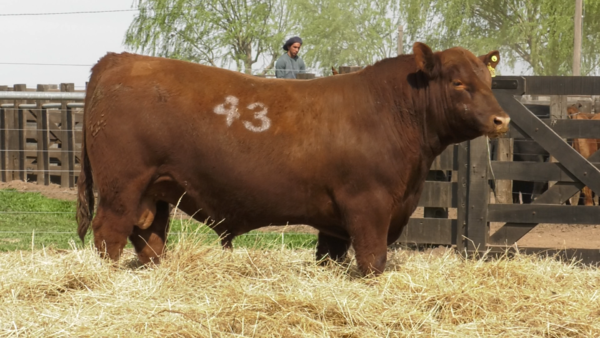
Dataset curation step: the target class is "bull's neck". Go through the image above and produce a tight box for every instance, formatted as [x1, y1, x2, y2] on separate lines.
[364, 56, 454, 158]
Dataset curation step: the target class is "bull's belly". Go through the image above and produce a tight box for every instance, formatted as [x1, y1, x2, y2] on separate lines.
[140, 162, 425, 242]
[146, 174, 343, 236]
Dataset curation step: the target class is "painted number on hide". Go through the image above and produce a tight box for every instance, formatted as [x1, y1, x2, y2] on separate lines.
[213, 96, 240, 126]
[213, 96, 271, 132]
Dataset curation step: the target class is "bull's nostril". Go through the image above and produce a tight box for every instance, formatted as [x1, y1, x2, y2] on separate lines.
[494, 116, 509, 126]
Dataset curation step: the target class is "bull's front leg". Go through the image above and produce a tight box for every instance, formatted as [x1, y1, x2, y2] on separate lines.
[342, 193, 392, 276]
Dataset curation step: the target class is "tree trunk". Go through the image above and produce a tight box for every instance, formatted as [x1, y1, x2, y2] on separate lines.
[244, 44, 253, 74]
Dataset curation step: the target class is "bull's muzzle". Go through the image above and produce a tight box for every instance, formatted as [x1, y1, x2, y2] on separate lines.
[489, 115, 510, 138]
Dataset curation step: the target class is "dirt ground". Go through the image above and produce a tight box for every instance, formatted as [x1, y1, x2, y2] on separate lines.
[2, 180, 599, 250]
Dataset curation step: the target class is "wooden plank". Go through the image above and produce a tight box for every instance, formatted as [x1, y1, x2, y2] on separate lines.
[501, 119, 600, 139]
[430, 146, 456, 170]
[0, 85, 7, 182]
[423, 171, 451, 217]
[488, 223, 537, 246]
[495, 92, 600, 197]
[8, 85, 24, 181]
[548, 96, 568, 192]
[61, 106, 75, 188]
[17, 106, 26, 181]
[24, 124, 63, 142]
[494, 138, 513, 203]
[398, 218, 456, 245]
[522, 76, 600, 96]
[0, 106, 5, 182]
[418, 181, 456, 208]
[60, 83, 75, 187]
[455, 141, 469, 252]
[488, 150, 600, 245]
[488, 204, 600, 225]
[466, 137, 490, 252]
[0, 85, 8, 182]
[36, 85, 51, 185]
[490, 160, 600, 182]
[74, 129, 83, 145]
[37, 108, 50, 185]
[425, 146, 455, 217]
[14, 84, 27, 181]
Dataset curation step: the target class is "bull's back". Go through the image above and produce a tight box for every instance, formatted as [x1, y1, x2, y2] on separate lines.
[86, 53, 384, 169]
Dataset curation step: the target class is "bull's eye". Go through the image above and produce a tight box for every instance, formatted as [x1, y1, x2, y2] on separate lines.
[453, 80, 463, 87]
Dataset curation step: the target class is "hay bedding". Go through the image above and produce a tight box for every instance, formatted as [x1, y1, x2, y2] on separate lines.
[0, 233, 599, 337]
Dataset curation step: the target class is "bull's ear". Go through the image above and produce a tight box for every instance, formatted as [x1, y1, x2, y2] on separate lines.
[479, 50, 500, 69]
[413, 42, 439, 78]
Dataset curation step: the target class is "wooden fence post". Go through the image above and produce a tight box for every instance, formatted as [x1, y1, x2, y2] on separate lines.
[61, 106, 75, 188]
[12, 84, 27, 181]
[494, 138, 513, 204]
[36, 85, 51, 185]
[0, 85, 8, 182]
[60, 83, 75, 188]
[466, 136, 490, 253]
[549, 95, 569, 202]
[455, 141, 469, 253]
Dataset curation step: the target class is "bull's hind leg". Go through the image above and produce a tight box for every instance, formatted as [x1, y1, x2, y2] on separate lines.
[91, 174, 154, 262]
[316, 232, 350, 264]
[130, 200, 171, 264]
[92, 199, 135, 261]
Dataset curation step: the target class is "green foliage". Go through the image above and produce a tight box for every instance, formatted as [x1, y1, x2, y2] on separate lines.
[125, 0, 294, 74]
[0, 189, 316, 252]
[402, 0, 600, 75]
[292, 0, 401, 74]
[126, 1, 600, 76]
[125, 0, 404, 76]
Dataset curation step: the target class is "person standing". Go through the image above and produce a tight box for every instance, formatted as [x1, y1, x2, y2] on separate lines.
[275, 36, 306, 79]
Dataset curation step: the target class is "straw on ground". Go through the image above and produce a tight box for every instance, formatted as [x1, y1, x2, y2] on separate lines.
[1, 227, 599, 337]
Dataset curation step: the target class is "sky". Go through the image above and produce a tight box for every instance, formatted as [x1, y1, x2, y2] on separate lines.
[0, 1, 138, 89]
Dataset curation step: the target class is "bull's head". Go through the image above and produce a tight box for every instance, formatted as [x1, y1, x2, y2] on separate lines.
[413, 42, 510, 141]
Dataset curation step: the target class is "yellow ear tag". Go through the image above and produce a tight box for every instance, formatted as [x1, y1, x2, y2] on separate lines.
[491, 55, 498, 62]
[487, 63, 496, 77]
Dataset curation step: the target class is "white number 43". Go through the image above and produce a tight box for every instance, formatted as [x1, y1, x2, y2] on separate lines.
[214, 96, 271, 132]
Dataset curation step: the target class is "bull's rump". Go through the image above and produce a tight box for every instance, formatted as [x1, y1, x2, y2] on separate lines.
[84, 53, 391, 227]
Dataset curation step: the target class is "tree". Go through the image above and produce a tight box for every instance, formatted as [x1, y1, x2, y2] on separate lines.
[125, 0, 296, 74]
[291, 0, 402, 74]
[125, 0, 409, 76]
[401, 0, 600, 76]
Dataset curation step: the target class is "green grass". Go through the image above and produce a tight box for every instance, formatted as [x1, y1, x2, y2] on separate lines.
[0, 189, 317, 252]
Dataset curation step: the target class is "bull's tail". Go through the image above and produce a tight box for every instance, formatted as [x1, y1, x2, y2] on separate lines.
[76, 125, 95, 242]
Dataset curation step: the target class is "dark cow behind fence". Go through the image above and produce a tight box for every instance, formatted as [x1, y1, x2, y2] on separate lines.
[77, 42, 510, 276]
